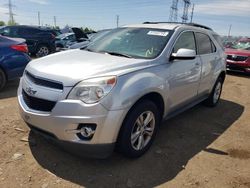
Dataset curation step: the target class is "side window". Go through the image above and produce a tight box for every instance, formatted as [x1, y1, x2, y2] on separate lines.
[18, 28, 30, 36]
[1, 27, 11, 36]
[212, 34, 224, 49]
[195, 32, 213, 55]
[211, 40, 216, 53]
[173, 31, 196, 53]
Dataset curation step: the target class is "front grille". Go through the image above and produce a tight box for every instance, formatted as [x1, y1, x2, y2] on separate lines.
[25, 71, 63, 90]
[22, 90, 56, 112]
[227, 55, 248, 62]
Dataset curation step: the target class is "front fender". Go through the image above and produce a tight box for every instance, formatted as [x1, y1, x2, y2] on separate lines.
[101, 66, 170, 113]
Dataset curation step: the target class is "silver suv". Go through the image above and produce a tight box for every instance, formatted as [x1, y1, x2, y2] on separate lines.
[18, 22, 226, 158]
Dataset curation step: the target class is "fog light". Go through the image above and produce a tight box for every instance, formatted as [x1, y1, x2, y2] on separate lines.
[80, 127, 95, 138]
[77, 124, 97, 140]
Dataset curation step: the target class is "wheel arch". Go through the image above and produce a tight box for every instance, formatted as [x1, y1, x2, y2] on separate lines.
[116, 91, 165, 144]
[0, 65, 8, 80]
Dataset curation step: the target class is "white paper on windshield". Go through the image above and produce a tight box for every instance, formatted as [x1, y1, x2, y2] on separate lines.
[147, 31, 169, 36]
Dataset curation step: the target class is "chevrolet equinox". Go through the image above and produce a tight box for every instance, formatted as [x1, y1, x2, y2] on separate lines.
[18, 22, 226, 158]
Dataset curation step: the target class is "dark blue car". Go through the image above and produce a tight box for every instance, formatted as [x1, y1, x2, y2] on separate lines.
[0, 36, 31, 90]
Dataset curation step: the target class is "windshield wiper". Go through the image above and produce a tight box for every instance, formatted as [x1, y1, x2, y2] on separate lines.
[102, 51, 132, 58]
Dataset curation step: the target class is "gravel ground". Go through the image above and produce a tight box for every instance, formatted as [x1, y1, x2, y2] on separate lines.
[0, 72, 249, 188]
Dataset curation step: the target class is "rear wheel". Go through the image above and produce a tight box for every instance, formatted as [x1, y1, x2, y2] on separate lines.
[0, 69, 6, 91]
[117, 100, 160, 158]
[36, 45, 50, 57]
[204, 77, 223, 107]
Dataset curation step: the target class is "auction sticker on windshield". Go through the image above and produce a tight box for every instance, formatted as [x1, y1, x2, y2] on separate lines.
[147, 31, 169, 36]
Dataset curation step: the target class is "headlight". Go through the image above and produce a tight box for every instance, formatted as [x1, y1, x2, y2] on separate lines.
[68, 76, 117, 104]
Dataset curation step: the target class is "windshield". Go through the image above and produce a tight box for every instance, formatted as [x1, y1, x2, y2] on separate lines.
[86, 27, 172, 59]
[231, 41, 250, 50]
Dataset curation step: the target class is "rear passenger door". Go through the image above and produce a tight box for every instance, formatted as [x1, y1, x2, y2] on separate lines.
[17, 28, 39, 52]
[168, 31, 202, 110]
[195, 32, 217, 96]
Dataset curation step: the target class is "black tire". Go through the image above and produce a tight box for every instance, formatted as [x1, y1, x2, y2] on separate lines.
[35, 44, 50, 58]
[117, 100, 160, 158]
[204, 77, 223, 107]
[0, 69, 6, 91]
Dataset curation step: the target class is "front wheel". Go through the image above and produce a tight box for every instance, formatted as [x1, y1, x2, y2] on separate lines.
[117, 100, 160, 158]
[204, 77, 223, 107]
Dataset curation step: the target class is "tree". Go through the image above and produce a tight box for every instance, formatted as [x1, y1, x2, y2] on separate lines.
[0, 21, 5, 26]
[8, 20, 18, 26]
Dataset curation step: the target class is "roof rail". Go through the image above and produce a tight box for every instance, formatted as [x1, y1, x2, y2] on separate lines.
[142, 22, 213, 31]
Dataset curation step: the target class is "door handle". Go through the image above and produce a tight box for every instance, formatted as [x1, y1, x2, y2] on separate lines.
[195, 62, 200, 66]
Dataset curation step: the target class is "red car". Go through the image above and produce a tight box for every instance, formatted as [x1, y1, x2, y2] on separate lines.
[225, 38, 250, 73]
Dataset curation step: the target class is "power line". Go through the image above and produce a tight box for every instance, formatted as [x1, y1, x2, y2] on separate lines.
[169, 0, 179, 22]
[190, 3, 194, 23]
[181, 0, 191, 23]
[5, 0, 16, 25]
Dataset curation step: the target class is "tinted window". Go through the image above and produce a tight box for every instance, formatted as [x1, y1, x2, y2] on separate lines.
[213, 34, 224, 49]
[173, 31, 196, 53]
[1, 27, 18, 37]
[195, 33, 213, 55]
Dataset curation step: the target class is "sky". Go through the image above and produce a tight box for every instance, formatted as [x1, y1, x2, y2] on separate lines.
[0, 0, 249, 36]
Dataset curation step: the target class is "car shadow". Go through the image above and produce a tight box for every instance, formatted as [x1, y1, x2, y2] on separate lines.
[29, 99, 244, 188]
[0, 79, 19, 99]
[227, 71, 250, 78]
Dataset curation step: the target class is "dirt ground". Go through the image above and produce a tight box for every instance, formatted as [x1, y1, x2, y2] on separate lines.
[0, 72, 249, 188]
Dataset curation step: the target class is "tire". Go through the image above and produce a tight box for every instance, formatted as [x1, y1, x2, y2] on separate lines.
[0, 69, 6, 91]
[204, 77, 223, 107]
[35, 45, 50, 58]
[117, 100, 160, 158]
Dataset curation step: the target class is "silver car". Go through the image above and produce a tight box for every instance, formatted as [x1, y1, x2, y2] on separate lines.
[18, 22, 226, 158]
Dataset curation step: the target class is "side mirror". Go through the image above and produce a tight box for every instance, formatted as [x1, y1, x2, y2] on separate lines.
[170, 48, 196, 61]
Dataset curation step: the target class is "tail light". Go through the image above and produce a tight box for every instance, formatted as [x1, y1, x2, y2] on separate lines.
[11, 44, 28, 53]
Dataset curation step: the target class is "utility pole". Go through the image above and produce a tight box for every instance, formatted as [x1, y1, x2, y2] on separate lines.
[6, 0, 15, 25]
[116, 15, 119, 28]
[169, 0, 179, 22]
[190, 4, 194, 23]
[38, 11, 40, 26]
[53, 16, 56, 28]
[182, 0, 191, 23]
[228, 24, 232, 37]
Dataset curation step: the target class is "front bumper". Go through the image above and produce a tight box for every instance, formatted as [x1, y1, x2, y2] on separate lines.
[226, 61, 250, 72]
[18, 78, 127, 158]
[28, 124, 115, 158]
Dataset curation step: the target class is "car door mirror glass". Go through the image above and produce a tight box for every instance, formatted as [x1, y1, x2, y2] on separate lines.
[171, 48, 196, 60]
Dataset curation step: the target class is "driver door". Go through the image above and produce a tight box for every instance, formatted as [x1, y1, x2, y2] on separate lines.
[168, 31, 202, 110]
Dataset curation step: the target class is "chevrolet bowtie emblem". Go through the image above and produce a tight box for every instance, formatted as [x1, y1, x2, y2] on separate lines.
[25, 87, 37, 96]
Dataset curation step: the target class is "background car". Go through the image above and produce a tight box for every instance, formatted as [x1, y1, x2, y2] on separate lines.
[55, 33, 77, 50]
[56, 28, 89, 50]
[0, 25, 56, 57]
[69, 29, 111, 49]
[225, 38, 250, 73]
[0, 36, 30, 90]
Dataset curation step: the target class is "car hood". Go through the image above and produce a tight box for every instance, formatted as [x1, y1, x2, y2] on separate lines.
[225, 48, 250, 56]
[26, 49, 154, 86]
